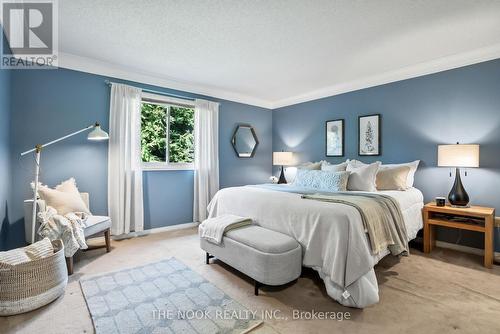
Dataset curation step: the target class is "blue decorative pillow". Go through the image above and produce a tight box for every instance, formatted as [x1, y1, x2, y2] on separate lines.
[294, 169, 350, 192]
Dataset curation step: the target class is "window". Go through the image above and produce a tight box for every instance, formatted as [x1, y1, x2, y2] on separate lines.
[141, 93, 195, 170]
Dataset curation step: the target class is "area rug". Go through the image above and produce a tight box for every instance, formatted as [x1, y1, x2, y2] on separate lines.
[80, 258, 262, 334]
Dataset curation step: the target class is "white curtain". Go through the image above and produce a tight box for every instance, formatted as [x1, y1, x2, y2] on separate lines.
[108, 83, 144, 235]
[193, 99, 220, 222]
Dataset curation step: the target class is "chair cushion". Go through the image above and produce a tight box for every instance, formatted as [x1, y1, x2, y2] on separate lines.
[225, 225, 299, 254]
[84, 216, 111, 237]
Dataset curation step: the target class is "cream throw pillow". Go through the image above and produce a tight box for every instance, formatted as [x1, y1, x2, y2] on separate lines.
[376, 166, 411, 191]
[0, 237, 53, 267]
[37, 178, 91, 216]
[346, 162, 381, 191]
[379, 160, 420, 188]
[350, 160, 420, 188]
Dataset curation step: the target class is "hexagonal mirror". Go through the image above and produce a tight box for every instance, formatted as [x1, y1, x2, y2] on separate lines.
[231, 125, 259, 158]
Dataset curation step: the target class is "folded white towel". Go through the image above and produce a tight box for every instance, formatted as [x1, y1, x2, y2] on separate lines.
[200, 214, 252, 245]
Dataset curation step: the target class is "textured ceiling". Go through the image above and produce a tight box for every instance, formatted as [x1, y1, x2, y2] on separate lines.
[57, 0, 500, 108]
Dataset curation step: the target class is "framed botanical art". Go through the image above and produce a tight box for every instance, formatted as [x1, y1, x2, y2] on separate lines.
[325, 119, 344, 157]
[358, 114, 381, 156]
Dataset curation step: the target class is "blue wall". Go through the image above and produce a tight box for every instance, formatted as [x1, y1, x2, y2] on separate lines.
[273, 59, 500, 251]
[2, 68, 272, 250]
[0, 33, 11, 248]
[3, 50, 499, 252]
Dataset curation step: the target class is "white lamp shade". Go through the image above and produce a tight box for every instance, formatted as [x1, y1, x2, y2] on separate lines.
[273, 151, 294, 166]
[438, 144, 479, 167]
[88, 124, 109, 141]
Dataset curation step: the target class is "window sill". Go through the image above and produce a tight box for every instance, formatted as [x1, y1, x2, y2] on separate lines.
[142, 163, 194, 171]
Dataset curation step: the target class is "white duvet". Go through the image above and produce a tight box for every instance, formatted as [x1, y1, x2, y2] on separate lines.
[207, 185, 423, 308]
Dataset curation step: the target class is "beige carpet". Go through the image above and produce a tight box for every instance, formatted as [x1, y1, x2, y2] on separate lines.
[1, 227, 500, 334]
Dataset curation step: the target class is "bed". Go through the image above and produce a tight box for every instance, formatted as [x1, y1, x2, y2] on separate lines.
[207, 184, 424, 308]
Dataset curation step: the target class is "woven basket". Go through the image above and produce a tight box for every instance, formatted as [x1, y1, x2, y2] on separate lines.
[0, 240, 68, 316]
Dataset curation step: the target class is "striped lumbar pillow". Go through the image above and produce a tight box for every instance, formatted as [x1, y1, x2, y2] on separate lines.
[0, 238, 54, 267]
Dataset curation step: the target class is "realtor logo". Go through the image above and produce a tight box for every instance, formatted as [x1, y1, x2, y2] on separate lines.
[1, 0, 58, 68]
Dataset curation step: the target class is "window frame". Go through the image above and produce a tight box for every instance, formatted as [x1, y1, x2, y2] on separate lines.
[140, 92, 196, 171]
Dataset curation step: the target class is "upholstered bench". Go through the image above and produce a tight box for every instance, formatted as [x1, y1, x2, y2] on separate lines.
[200, 225, 302, 295]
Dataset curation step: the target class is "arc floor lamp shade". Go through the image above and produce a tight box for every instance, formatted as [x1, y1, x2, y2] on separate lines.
[87, 123, 109, 141]
[273, 152, 293, 184]
[438, 144, 479, 207]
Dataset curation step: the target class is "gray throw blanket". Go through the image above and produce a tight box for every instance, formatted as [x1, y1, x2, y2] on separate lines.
[302, 192, 408, 256]
[199, 214, 252, 245]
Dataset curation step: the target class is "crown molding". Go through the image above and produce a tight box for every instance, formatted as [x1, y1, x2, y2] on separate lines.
[58, 43, 500, 111]
[271, 43, 500, 109]
[58, 52, 274, 109]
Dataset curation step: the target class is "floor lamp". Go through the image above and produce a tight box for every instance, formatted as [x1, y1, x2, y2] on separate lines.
[20, 122, 109, 244]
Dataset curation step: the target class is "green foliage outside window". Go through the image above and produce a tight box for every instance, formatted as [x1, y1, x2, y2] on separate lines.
[141, 103, 167, 162]
[141, 102, 194, 164]
[169, 106, 194, 163]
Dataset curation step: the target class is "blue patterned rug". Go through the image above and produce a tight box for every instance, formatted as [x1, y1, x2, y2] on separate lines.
[80, 258, 262, 334]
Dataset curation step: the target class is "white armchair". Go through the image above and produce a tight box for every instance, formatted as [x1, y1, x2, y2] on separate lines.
[24, 192, 111, 275]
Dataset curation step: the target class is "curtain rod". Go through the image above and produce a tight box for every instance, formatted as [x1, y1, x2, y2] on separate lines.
[104, 80, 196, 101]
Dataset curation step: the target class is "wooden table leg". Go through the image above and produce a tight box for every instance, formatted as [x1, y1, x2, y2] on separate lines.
[65, 256, 74, 275]
[424, 224, 435, 253]
[424, 224, 429, 253]
[484, 215, 494, 268]
[104, 229, 111, 253]
[429, 224, 436, 252]
[423, 210, 432, 253]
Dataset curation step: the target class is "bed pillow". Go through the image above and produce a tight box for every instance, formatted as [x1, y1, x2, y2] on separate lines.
[297, 161, 322, 170]
[346, 159, 367, 169]
[294, 169, 350, 192]
[37, 178, 91, 216]
[346, 162, 381, 191]
[376, 166, 411, 190]
[379, 160, 420, 188]
[321, 161, 347, 172]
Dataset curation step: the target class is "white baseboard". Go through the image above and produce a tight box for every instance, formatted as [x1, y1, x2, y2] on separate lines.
[435, 240, 500, 258]
[111, 222, 199, 240]
[110, 222, 499, 258]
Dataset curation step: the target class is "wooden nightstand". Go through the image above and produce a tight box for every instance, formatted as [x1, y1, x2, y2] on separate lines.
[423, 203, 495, 268]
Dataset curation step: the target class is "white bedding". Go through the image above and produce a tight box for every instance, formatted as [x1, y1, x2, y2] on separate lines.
[207, 185, 423, 308]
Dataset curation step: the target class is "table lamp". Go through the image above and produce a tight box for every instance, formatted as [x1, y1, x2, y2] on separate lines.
[437, 143, 479, 207]
[273, 152, 294, 184]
